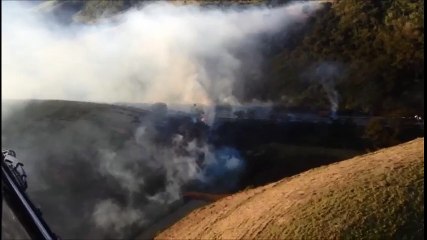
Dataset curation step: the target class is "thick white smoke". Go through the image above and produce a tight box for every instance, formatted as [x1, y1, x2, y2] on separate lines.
[92, 120, 246, 236]
[2, 1, 322, 105]
[2, 1, 325, 238]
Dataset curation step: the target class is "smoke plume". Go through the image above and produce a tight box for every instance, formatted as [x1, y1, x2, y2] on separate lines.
[2, 1, 322, 105]
[1, 100, 246, 239]
[309, 61, 344, 116]
[1, 1, 324, 239]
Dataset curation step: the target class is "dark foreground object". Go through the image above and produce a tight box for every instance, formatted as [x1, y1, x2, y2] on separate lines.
[1, 150, 60, 240]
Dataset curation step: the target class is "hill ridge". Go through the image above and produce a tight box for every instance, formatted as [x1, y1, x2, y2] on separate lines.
[156, 138, 424, 239]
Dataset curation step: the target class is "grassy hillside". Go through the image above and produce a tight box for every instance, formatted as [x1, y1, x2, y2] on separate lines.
[156, 138, 424, 239]
[2, 99, 144, 140]
[1, 100, 143, 238]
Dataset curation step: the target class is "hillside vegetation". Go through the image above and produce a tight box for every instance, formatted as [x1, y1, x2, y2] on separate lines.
[258, 0, 424, 117]
[156, 138, 424, 239]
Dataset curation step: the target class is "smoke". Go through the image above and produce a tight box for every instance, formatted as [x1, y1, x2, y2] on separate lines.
[98, 149, 146, 193]
[2, 1, 322, 105]
[1, 99, 247, 239]
[2, 1, 325, 238]
[92, 199, 145, 234]
[309, 62, 344, 117]
[92, 116, 244, 237]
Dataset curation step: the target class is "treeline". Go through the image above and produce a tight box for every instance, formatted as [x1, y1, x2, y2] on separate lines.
[48, 0, 265, 22]
[254, 0, 424, 117]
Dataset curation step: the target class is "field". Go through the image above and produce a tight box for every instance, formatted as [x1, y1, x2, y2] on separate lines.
[157, 138, 424, 239]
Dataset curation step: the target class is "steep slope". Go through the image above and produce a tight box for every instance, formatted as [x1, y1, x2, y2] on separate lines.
[261, 0, 424, 117]
[2, 100, 150, 239]
[156, 138, 424, 239]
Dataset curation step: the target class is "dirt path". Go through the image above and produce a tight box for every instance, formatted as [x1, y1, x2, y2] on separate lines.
[156, 138, 424, 239]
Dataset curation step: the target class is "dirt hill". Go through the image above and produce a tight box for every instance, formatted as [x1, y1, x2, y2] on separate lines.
[156, 138, 424, 239]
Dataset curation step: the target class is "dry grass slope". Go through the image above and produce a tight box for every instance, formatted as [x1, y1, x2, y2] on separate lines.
[156, 138, 424, 239]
